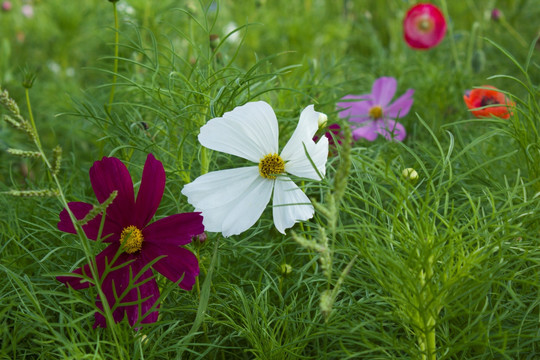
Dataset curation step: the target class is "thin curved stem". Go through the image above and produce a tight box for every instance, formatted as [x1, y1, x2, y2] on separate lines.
[107, 1, 120, 113]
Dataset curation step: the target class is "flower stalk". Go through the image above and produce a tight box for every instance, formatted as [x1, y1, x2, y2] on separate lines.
[107, 0, 120, 113]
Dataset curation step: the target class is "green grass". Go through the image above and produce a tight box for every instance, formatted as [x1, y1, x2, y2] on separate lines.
[1, 0, 540, 358]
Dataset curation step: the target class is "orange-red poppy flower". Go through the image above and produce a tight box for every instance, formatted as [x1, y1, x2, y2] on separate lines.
[463, 86, 514, 119]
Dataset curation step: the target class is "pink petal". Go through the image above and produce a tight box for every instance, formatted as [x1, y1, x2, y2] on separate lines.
[385, 89, 415, 119]
[337, 95, 373, 121]
[376, 119, 407, 141]
[351, 121, 379, 141]
[371, 77, 397, 107]
[403, 3, 447, 49]
[56, 243, 120, 290]
[144, 243, 200, 291]
[58, 202, 120, 242]
[143, 212, 204, 247]
[90, 157, 135, 228]
[133, 154, 165, 228]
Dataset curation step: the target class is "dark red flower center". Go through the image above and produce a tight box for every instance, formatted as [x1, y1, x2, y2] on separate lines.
[120, 225, 144, 254]
[480, 96, 500, 106]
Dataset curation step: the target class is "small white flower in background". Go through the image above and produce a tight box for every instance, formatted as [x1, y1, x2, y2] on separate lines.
[182, 101, 329, 237]
[21, 4, 33, 18]
[224, 22, 240, 44]
[47, 61, 61, 74]
[65, 67, 75, 77]
[117, 2, 135, 16]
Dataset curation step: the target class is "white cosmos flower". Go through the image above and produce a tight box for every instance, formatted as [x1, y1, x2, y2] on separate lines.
[181, 101, 329, 237]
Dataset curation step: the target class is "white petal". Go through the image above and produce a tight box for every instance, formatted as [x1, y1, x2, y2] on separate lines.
[280, 105, 329, 180]
[198, 101, 279, 162]
[272, 176, 314, 234]
[181, 167, 273, 237]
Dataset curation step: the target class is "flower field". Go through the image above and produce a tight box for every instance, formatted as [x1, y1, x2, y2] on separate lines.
[1, 0, 540, 359]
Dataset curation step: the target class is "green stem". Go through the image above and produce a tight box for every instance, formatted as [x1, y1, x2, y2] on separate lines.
[440, 0, 461, 70]
[25, 90, 125, 359]
[418, 242, 437, 360]
[199, 109, 211, 176]
[500, 17, 528, 48]
[107, 1, 120, 113]
[200, 146, 209, 175]
[25, 88, 42, 151]
[465, 22, 480, 74]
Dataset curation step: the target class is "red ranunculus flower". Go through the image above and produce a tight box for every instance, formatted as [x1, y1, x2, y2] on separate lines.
[403, 3, 447, 49]
[57, 154, 204, 328]
[463, 85, 514, 119]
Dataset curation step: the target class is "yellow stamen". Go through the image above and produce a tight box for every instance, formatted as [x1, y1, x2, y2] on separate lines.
[259, 153, 285, 179]
[119, 225, 144, 254]
[369, 105, 384, 119]
[418, 17, 433, 32]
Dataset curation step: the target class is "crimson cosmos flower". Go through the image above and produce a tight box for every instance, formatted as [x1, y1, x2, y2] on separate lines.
[403, 3, 447, 49]
[314, 124, 344, 146]
[463, 86, 514, 119]
[57, 154, 204, 328]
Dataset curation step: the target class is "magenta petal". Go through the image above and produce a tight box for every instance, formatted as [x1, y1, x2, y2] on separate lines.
[89, 157, 135, 227]
[92, 252, 158, 328]
[134, 154, 166, 228]
[351, 121, 379, 141]
[137, 277, 160, 325]
[119, 268, 160, 327]
[376, 119, 407, 141]
[58, 202, 120, 242]
[385, 89, 415, 119]
[371, 77, 397, 107]
[143, 212, 204, 247]
[93, 256, 132, 328]
[144, 243, 200, 291]
[56, 243, 120, 290]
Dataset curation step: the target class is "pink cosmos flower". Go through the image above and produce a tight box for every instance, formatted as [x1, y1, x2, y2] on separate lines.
[57, 154, 204, 328]
[403, 3, 447, 49]
[337, 77, 414, 142]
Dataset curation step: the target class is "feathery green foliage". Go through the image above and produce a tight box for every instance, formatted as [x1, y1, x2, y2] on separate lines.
[1, 0, 539, 359]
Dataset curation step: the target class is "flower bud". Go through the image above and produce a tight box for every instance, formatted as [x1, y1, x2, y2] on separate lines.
[21, 68, 37, 89]
[490, 8, 502, 21]
[471, 49, 485, 74]
[317, 112, 328, 128]
[209, 34, 220, 51]
[280, 263, 292, 275]
[193, 232, 207, 243]
[402, 167, 418, 182]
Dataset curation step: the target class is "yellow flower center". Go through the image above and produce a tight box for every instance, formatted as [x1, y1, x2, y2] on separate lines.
[418, 17, 433, 32]
[369, 105, 383, 119]
[119, 225, 144, 254]
[259, 153, 285, 179]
